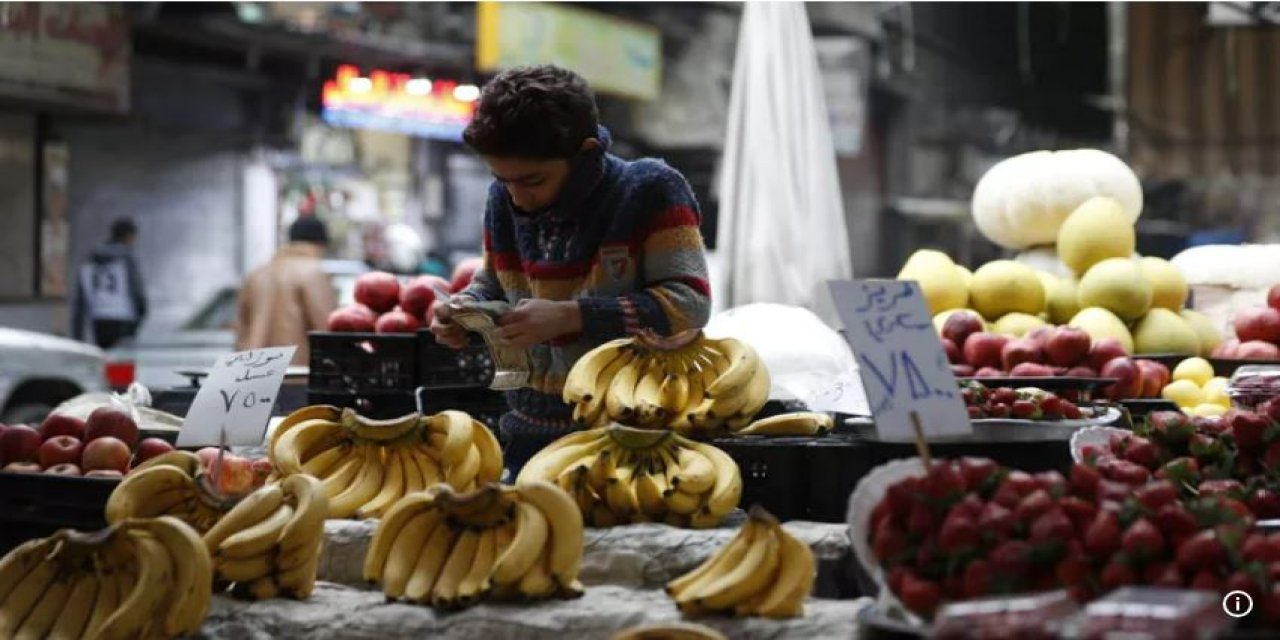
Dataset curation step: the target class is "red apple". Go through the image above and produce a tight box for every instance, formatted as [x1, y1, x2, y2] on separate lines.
[942, 338, 962, 364]
[1045, 328, 1093, 368]
[0, 425, 42, 465]
[195, 447, 221, 469]
[1066, 366, 1099, 378]
[1009, 362, 1055, 377]
[207, 454, 254, 497]
[85, 407, 139, 448]
[134, 438, 175, 465]
[1235, 307, 1280, 345]
[1135, 360, 1170, 399]
[1101, 357, 1143, 400]
[942, 312, 985, 352]
[81, 436, 131, 473]
[1268, 284, 1280, 312]
[1026, 327, 1054, 351]
[3, 461, 41, 473]
[250, 458, 273, 488]
[450, 257, 484, 293]
[1088, 338, 1130, 371]
[39, 414, 86, 442]
[399, 275, 450, 320]
[951, 364, 976, 377]
[85, 469, 123, 479]
[375, 307, 421, 334]
[39, 435, 84, 469]
[45, 462, 81, 476]
[1213, 338, 1241, 359]
[964, 333, 1010, 370]
[327, 303, 377, 332]
[1001, 338, 1044, 371]
[354, 271, 401, 314]
[1238, 340, 1280, 360]
[974, 367, 1006, 378]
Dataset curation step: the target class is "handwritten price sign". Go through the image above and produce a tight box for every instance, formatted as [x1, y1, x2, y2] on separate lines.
[829, 280, 971, 441]
[177, 346, 297, 447]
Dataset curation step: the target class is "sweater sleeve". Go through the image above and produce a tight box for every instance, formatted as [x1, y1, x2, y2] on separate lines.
[578, 167, 711, 339]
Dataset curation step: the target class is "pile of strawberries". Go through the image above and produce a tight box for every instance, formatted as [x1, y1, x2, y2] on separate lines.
[869, 454, 1280, 624]
[960, 382, 1084, 421]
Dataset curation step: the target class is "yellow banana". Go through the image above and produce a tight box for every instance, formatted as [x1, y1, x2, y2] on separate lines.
[605, 461, 640, 519]
[0, 542, 59, 637]
[580, 348, 637, 425]
[340, 408, 422, 441]
[320, 447, 365, 498]
[13, 571, 74, 640]
[672, 447, 716, 494]
[516, 480, 584, 588]
[95, 531, 174, 640]
[328, 444, 386, 518]
[272, 418, 346, 475]
[490, 500, 550, 585]
[136, 516, 213, 636]
[382, 509, 443, 599]
[562, 338, 632, 403]
[364, 491, 438, 582]
[105, 465, 197, 523]
[586, 447, 617, 497]
[278, 474, 329, 554]
[635, 469, 668, 518]
[411, 444, 445, 485]
[664, 486, 703, 515]
[693, 526, 779, 609]
[219, 504, 294, 559]
[591, 504, 621, 527]
[704, 338, 758, 397]
[432, 528, 479, 607]
[659, 373, 690, 424]
[516, 547, 556, 599]
[270, 404, 341, 455]
[301, 442, 351, 477]
[456, 527, 497, 603]
[446, 443, 482, 489]
[605, 357, 645, 421]
[682, 440, 742, 518]
[471, 419, 505, 484]
[277, 538, 322, 599]
[202, 483, 285, 551]
[401, 447, 427, 495]
[515, 429, 609, 485]
[667, 521, 756, 601]
[403, 521, 457, 603]
[0, 537, 55, 603]
[438, 410, 474, 466]
[46, 570, 98, 640]
[131, 449, 202, 475]
[356, 447, 407, 519]
[631, 360, 667, 424]
[81, 564, 122, 640]
[752, 524, 815, 618]
[217, 554, 272, 582]
[245, 576, 280, 600]
[737, 412, 833, 437]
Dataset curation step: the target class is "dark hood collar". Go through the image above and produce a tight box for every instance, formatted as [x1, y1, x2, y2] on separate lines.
[90, 241, 133, 263]
[513, 125, 612, 224]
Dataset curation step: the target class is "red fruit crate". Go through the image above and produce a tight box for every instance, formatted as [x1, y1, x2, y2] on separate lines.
[0, 473, 118, 555]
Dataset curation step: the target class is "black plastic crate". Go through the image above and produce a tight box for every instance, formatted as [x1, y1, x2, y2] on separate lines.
[711, 436, 814, 523]
[417, 330, 495, 388]
[308, 387, 510, 434]
[309, 332, 419, 394]
[0, 473, 118, 554]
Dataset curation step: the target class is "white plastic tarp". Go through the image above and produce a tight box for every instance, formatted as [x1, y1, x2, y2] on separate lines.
[716, 2, 853, 310]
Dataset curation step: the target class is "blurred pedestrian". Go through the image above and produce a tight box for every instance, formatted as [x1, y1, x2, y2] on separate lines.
[236, 216, 337, 365]
[73, 218, 148, 349]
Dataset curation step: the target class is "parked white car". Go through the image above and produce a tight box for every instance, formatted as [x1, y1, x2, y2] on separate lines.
[0, 327, 108, 425]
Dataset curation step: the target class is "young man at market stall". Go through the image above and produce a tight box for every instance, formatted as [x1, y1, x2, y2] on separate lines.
[430, 65, 711, 474]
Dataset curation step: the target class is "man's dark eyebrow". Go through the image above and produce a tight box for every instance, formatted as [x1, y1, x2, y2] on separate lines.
[493, 172, 542, 183]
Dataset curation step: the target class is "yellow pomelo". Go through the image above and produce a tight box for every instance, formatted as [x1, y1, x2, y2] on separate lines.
[1132, 309, 1201, 356]
[1056, 196, 1136, 277]
[1077, 258, 1153, 321]
[1069, 307, 1134, 353]
[1138, 257, 1189, 311]
[898, 250, 968, 315]
[969, 260, 1046, 321]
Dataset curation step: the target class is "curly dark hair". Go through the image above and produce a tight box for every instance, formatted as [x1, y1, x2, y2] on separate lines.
[463, 65, 599, 159]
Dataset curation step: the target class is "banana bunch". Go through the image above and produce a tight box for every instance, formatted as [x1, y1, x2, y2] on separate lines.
[517, 424, 742, 528]
[269, 405, 503, 518]
[0, 516, 212, 639]
[563, 331, 770, 436]
[106, 450, 236, 532]
[365, 481, 585, 609]
[736, 412, 834, 437]
[666, 506, 814, 619]
[203, 474, 328, 600]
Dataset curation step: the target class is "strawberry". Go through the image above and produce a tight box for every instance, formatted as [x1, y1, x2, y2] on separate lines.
[1079, 445, 1104, 462]
[1265, 399, 1280, 425]
[958, 457, 999, 492]
[1011, 400, 1039, 419]
[1239, 454, 1261, 478]
[1108, 432, 1129, 455]
[1215, 498, 1256, 527]
[987, 402, 1011, 419]
[1041, 395, 1064, 419]
[916, 539, 940, 572]
[1197, 479, 1245, 499]
[1266, 442, 1280, 470]
[1244, 533, 1277, 563]
[966, 405, 982, 420]
[944, 573, 965, 600]
[1099, 458, 1151, 485]
[886, 478, 921, 520]
[1069, 463, 1101, 497]
[1155, 457, 1200, 486]
[1095, 479, 1133, 506]
[1121, 518, 1164, 559]
[1135, 480, 1179, 512]
[1058, 496, 1098, 534]
[989, 540, 1032, 581]
[978, 501, 1016, 538]
[991, 388, 1017, 406]
[873, 519, 908, 562]
[1189, 569, 1223, 592]
[898, 574, 942, 617]
[1226, 571, 1262, 598]
[1034, 471, 1067, 497]
[992, 483, 1021, 509]
[1267, 533, 1280, 561]
[1062, 402, 1083, 420]
[1189, 433, 1227, 463]
[908, 502, 936, 537]
[1229, 410, 1270, 450]
[1100, 558, 1137, 590]
[1084, 510, 1122, 557]
[1145, 562, 1184, 588]
[962, 559, 991, 599]
[1015, 489, 1054, 523]
[1155, 504, 1200, 541]
[1176, 530, 1226, 572]
[887, 566, 911, 594]
[956, 493, 985, 519]
[938, 512, 980, 553]
[870, 500, 893, 534]
[1250, 488, 1280, 519]
[1122, 436, 1160, 469]
[926, 460, 965, 501]
[1002, 470, 1039, 496]
[1264, 583, 1280, 625]
[1030, 508, 1075, 544]
[1148, 411, 1195, 447]
[1055, 546, 1089, 587]
[1269, 562, 1280, 583]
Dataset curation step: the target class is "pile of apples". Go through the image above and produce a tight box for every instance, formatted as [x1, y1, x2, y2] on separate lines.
[1215, 283, 1280, 361]
[940, 313, 1171, 401]
[0, 409, 271, 493]
[327, 258, 482, 334]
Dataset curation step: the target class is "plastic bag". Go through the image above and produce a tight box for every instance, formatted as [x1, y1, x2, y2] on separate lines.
[705, 303, 870, 415]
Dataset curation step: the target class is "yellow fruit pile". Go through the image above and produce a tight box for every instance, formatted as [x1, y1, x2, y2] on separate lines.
[517, 424, 742, 528]
[268, 405, 503, 518]
[0, 517, 212, 639]
[364, 481, 584, 608]
[665, 506, 815, 619]
[105, 451, 237, 532]
[1161, 357, 1232, 417]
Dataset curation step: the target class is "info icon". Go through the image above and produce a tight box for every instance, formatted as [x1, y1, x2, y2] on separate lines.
[1223, 590, 1254, 618]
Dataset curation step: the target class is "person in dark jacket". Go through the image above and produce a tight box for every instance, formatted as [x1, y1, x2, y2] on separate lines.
[73, 218, 148, 349]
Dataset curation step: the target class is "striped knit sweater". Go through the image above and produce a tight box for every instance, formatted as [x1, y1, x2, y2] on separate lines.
[458, 126, 712, 424]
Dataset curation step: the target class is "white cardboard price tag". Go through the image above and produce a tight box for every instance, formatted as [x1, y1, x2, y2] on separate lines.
[177, 346, 297, 448]
[828, 280, 971, 441]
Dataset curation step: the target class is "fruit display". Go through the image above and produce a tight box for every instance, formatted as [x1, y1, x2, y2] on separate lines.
[865, 455, 1262, 621]
[267, 405, 503, 518]
[1159, 357, 1232, 416]
[959, 383, 1084, 420]
[327, 270, 453, 334]
[735, 412, 834, 436]
[517, 424, 742, 528]
[664, 505, 814, 619]
[105, 453, 238, 531]
[0, 516, 212, 639]
[1214, 284, 1280, 361]
[561, 330, 770, 436]
[202, 474, 328, 600]
[364, 481, 584, 608]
